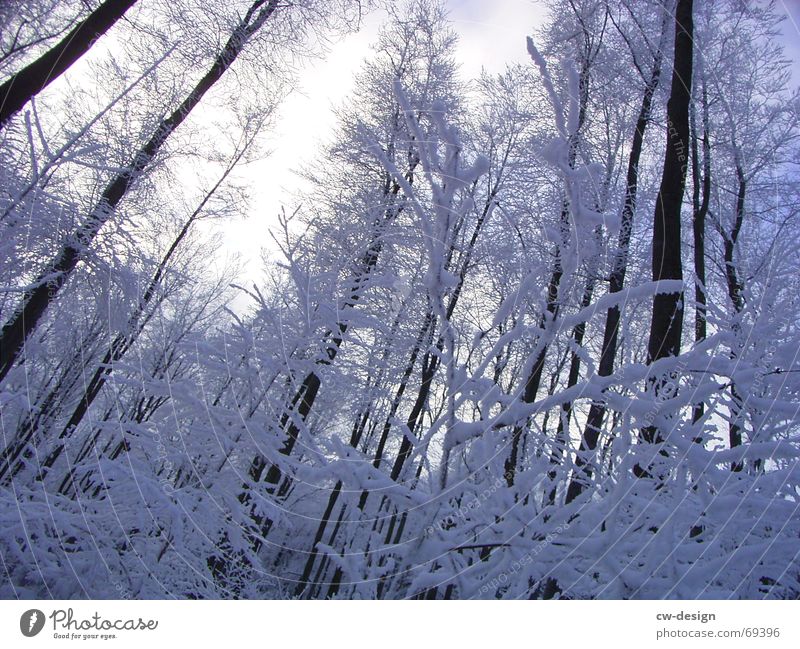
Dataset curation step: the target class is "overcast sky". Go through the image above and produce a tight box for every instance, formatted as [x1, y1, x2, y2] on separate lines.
[221, 0, 545, 278]
[221, 0, 800, 282]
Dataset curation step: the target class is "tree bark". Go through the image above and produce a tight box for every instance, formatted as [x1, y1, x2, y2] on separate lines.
[0, 0, 279, 385]
[565, 20, 667, 503]
[640, 0, 693, 453]
[690, 78, 710, 424]
[0, 0, 139, 129]
[723, 157, 747, 470]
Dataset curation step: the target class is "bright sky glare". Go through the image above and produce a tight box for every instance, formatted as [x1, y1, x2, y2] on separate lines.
[221, 0, 800, 283]
[222, 0, 545, 279]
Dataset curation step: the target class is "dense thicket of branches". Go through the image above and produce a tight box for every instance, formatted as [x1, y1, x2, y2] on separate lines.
[1, 0, 799, 599]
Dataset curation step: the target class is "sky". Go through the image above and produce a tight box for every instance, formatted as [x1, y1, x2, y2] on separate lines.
[221, 0, 544, 279]
[780, 0, 800, 81]
[221, 0, 800, 284]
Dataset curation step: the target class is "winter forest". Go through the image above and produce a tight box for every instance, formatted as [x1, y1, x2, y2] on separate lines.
[1, 0, 800, 600]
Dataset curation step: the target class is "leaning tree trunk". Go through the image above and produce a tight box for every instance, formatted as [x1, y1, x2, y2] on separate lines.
[34, 159, 239, 482]
[0, 0, 280, 385]
[0, 0, 139, 129]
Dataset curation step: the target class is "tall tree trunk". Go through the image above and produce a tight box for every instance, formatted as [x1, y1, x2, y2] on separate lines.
[565, 17, 667, 503]
[690, 77, 710, 424]
[724, 156, 747, 470]
[640, 0, 693, 455]
[0, 0, 139, 129]
[0, 0, 280, 385]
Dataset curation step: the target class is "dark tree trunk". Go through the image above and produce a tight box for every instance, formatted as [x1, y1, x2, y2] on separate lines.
[641, 0, 693, 453]
[0, 0, 280, 385]
[546, 276, 594, 506]
[565, 26, 666, 503]
[724, 160, 747, 470]
[0, 0, 139, 129]
[690, 79, 710, 425]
